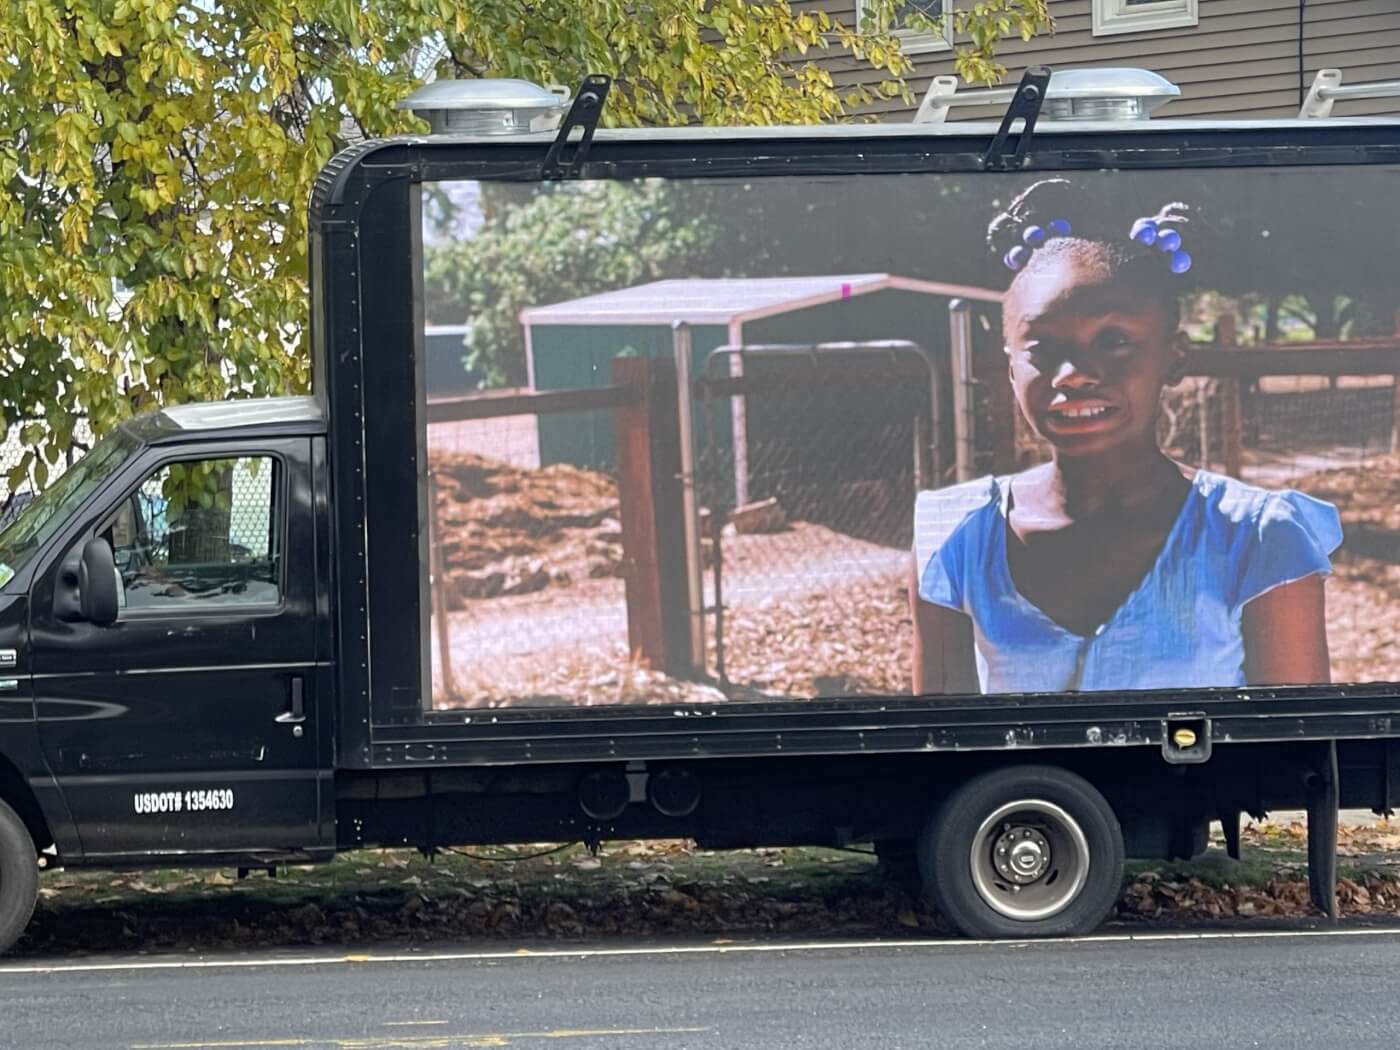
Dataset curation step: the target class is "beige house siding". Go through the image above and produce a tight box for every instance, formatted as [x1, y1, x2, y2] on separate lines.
[804, 0, 1400, 122]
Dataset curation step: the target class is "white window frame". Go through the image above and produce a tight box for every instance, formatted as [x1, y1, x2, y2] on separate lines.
[854, 0, 953, 57]
[1092, 0, 1198, 38]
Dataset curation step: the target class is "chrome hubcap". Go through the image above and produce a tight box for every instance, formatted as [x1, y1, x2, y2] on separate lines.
[970, 799, 1090, 922]
[995, 826, 1052, 884]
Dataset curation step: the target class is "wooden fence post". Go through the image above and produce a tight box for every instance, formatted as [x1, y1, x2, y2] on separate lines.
[948, 299, 977, 483]
[1197, 380, 1211, 471]
[427, 469, 460, 704]
[1217, 314, 1244, 477]
[612, 356, 694, 677]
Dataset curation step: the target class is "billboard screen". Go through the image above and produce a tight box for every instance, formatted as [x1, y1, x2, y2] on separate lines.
[419, 167, 1400, 708]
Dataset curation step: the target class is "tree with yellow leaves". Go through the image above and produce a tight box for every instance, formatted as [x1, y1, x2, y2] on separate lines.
[0, 0, 1049, 489]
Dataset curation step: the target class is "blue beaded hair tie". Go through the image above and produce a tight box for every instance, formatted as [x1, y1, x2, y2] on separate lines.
[1003, 217, 1071, 271]
[1002, 211, 1194, 276]
[1129, 216, 1193, 274]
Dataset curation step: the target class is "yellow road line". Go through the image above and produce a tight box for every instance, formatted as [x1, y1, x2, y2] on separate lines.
[129, 1027, 707, 1050]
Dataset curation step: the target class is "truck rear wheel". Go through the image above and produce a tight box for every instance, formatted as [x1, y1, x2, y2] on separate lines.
[919, 766, 1123, 939]
[0, 798, 38, 956]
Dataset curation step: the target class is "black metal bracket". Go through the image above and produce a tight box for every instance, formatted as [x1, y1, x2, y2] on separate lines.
[982, 65, 1052, 171]
[1305, 740, 1340, 920]
[542, 74, 611, 180]
[1376, 736, 1397, 818]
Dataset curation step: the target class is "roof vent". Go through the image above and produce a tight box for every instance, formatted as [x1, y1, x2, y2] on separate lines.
[1042, 68, 1180, 120]
[398, 78, 568, 136]
[916, 67, 1180, 124]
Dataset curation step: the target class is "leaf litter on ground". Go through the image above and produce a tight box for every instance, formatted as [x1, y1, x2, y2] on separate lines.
[13, 820, 1400, 958]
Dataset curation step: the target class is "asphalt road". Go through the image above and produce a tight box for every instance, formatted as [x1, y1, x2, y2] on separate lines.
[4, 928, 1400, 1050]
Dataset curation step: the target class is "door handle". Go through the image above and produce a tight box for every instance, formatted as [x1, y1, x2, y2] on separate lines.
[276, 675, 306, 724]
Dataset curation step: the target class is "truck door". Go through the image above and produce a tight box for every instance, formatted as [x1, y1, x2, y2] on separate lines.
[29, 437, 330, 861]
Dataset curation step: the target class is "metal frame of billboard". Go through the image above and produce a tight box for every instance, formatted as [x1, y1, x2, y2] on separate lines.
[309, 107, 1400, 768]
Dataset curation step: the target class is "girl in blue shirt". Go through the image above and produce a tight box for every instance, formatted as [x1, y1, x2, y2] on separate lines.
[911, 179, 1342, 696]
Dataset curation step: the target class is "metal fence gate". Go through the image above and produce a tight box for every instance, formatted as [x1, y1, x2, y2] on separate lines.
[695, 342, 942, 699]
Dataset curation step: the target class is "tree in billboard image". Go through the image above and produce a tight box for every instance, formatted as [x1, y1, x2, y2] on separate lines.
[911, 178, 1344, 696]
[424, 182, 730, 388]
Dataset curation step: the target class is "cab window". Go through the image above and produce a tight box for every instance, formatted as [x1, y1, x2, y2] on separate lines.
[96, 456, 282, 611]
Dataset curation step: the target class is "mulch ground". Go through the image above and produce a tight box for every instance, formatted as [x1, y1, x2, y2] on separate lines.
[433, 450, 1400, 704]
[430, 452, 623, 606]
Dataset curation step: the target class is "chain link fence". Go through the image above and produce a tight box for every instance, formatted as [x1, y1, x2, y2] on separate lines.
[0, 418, 96, 528]
[696, 347, 937, 699]
[1158, 375, 1399, 484]
[145, 456, 277, 562]
[425, 386, 711, 709]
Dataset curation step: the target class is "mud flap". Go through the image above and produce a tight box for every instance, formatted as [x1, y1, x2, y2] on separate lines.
[1306, 740, 1340, 920]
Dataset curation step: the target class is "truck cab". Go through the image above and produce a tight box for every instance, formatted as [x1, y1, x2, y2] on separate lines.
[0, 396, 334, 869]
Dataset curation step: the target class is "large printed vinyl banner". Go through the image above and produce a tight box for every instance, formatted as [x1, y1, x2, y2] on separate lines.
[419, 167, 1400, 709]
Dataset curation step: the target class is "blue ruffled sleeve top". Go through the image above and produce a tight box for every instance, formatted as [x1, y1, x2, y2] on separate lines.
[913, 470, 1343, 694]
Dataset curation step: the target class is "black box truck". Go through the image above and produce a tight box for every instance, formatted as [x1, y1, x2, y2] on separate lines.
[3, 67, 1400, 951]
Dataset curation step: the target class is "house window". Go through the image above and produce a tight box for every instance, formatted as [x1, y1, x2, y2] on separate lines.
[1092, 0, 1198, 37]
[855, 0, 953, 56]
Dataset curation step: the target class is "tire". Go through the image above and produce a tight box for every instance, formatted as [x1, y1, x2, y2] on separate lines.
[918, 766, 1124, 939]
[0, 798, 39, 956]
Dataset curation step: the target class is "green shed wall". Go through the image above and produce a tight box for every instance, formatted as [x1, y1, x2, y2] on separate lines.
[529, 322, 730, 470]
[526, 289, 966, 477]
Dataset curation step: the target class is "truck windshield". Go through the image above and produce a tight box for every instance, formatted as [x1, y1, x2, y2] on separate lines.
[0, 431, 137, 587]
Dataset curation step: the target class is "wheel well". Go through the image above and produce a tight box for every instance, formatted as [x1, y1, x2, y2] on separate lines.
[0, 757, 54, 853]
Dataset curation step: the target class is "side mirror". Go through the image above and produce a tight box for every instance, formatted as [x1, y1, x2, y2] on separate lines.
[78, 538, 119, 626]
